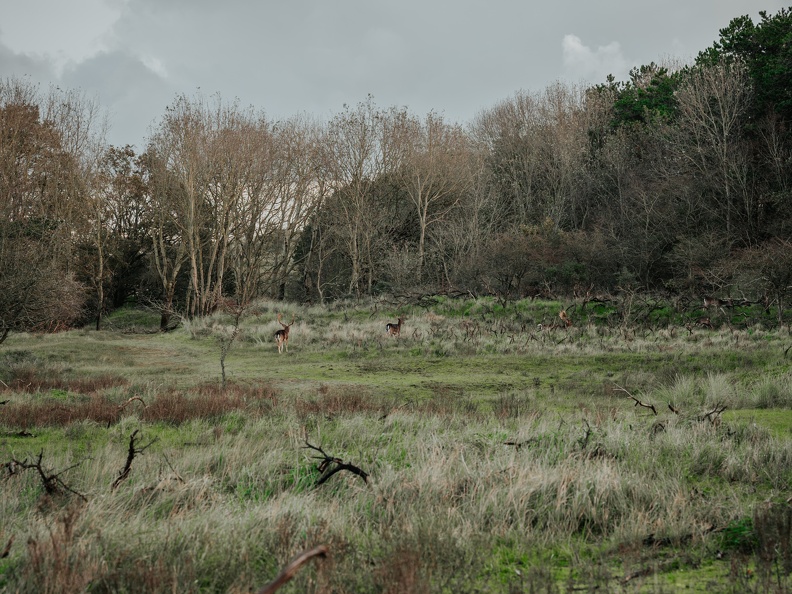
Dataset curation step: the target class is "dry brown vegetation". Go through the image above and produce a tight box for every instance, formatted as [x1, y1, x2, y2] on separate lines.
[1, 381, 278, 429]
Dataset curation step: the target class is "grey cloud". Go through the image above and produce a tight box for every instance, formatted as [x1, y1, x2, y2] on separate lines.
[61, 50, 176, 149]
[3, 0, 787, 148]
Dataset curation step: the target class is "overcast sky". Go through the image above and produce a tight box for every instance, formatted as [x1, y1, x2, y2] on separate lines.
[1, 0, 784, 149]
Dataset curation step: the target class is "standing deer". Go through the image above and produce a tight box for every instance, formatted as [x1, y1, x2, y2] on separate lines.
[274, 313, 295, 354]
[559, 310, 572, 328]
[386, 317, 403, 337]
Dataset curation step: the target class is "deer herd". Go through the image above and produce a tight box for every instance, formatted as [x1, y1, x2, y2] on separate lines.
[272, 313, 406, 354]
[271, 295, 769, 353]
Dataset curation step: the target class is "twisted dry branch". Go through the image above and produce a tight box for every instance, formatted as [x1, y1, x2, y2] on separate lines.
[111, 429, 157, 491]
[303, 441, 369, 486]
[9, 451, 87, 501]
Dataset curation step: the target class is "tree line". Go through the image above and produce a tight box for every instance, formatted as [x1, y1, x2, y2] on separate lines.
[2, 8, 791, 339]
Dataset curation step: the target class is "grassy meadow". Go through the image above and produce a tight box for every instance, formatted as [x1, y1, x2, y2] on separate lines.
[1, 296, 791, 593]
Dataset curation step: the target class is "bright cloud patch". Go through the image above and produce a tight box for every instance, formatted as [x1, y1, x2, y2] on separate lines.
[562, 34, 628, 83]
[141, 55, 168, 78]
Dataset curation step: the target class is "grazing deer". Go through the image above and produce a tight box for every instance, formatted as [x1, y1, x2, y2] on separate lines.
[559, 310, 572, 328]
[274, 313, 295, 354]
[386, 317, 403, 337]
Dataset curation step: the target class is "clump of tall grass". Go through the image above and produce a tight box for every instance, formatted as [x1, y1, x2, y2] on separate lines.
[743, 375, 792, 409]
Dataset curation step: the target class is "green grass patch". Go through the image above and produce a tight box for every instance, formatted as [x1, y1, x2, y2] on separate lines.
[724, 408, 792, 438]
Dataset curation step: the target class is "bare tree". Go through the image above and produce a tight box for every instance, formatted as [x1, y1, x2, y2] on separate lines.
[322, 97, 407, 296]
[260, 115, 327, 300]
[395, 111, 474, 281]
[144, 150, 189, 330]
[89, 146, 151, 316]
[149, 94, 270, 316]
[472, 82, 590, 232]
[675, 58, 754, 245]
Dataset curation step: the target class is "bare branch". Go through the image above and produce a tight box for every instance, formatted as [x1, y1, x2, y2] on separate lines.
[112, 430, 157, 491]
[256, 545, 328, 594]
[700, 403, 727, 424]
[10, 451, 87, 501]
[611, 382, 657, 415]
[303, 441, 369, 486]
[503, 438, 539, 451]
[117, 396, 147, 411]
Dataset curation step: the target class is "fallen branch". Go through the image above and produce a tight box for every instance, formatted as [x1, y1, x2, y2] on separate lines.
[256, 545, 328, 594]
[111, 430, 157, 491]
[303, 441, 368, 486]
[503, 438, 539, 451]
[611, 382, 657, 415]
[10, 451, 87, 501]
[117, 396, 147, 411]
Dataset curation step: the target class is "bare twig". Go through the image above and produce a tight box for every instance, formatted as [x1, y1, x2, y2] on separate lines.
[111, 430, 157, 491]
[611, 382, 657, 415]
[303, 441, 369, 486]
[256, 545, 328, 594]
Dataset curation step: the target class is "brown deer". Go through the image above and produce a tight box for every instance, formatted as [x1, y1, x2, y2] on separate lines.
[274, 313, 295, 354]
[686, 316, 714, 333]
[386, 317, 403, 337]
[559, 310, 572, 328]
